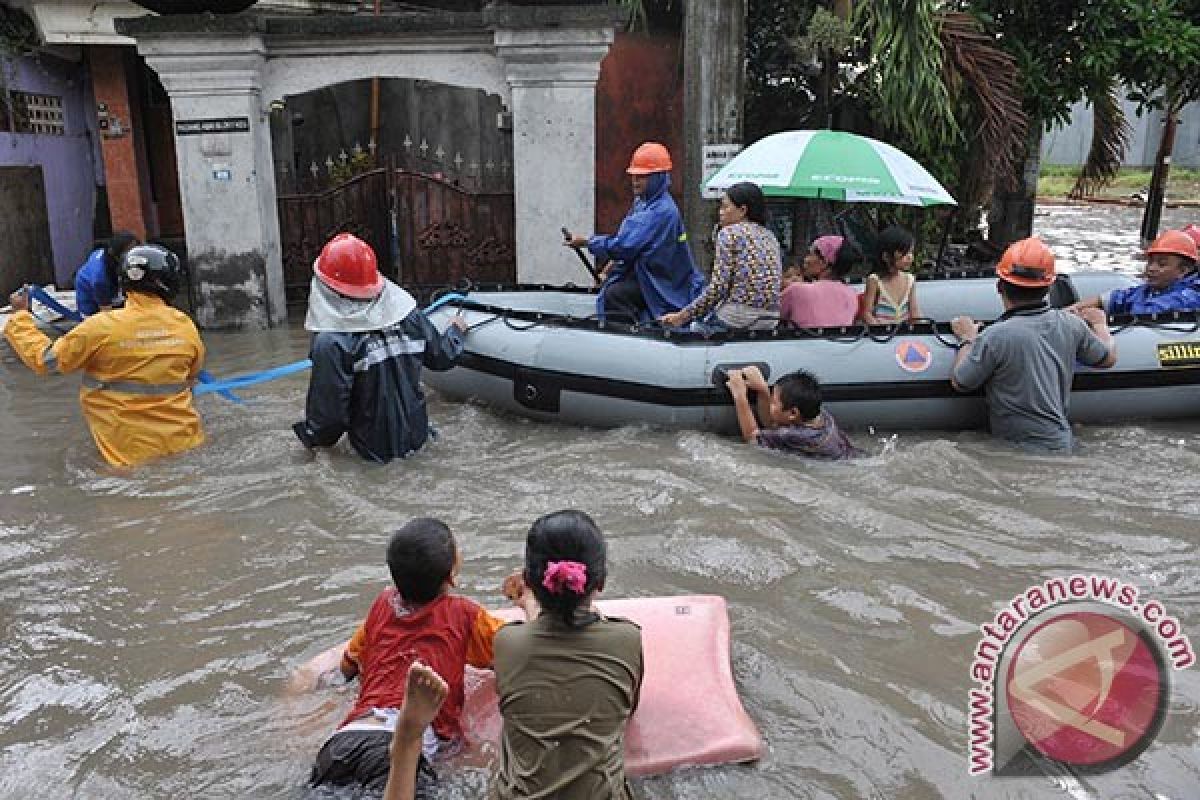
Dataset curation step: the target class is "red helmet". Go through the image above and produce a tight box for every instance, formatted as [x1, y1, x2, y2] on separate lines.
[995, 237, 1056, 288]
[1147, 229, 1199, 262]
[626, 142, 672, 175]
[313, 233, 384, 299]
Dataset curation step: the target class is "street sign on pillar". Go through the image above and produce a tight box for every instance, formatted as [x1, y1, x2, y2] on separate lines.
[701, 144, 741, 198]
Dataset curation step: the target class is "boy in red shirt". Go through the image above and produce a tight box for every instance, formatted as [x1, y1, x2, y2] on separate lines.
[310, 518, 519, 793]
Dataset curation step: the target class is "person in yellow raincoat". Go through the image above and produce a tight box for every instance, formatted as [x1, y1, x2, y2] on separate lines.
[4, 244, 206, 467]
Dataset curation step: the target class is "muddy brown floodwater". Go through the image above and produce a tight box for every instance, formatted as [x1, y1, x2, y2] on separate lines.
[1, 205, 1197, 799]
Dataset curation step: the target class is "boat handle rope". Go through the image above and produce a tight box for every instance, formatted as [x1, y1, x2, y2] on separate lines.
[194, 292, 469, 400]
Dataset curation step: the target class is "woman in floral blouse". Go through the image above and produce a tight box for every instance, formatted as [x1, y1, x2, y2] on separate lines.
[659, 181, 781, 332]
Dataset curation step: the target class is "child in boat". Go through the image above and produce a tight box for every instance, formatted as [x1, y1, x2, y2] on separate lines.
[861, 226, 921, 324]
[725, 366, 859, 459]
[494, 510, 644, 799]
[309, 517, 522, 794]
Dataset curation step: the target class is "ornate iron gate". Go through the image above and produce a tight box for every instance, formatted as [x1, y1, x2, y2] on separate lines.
[277, 161, 515, 306]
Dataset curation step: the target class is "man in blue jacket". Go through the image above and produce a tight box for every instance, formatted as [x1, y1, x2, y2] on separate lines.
[73, 232, 138, 316]
[1069, 229, 1200, 316]
[292, 233, 466, 463]
[566, 142, 704, 323]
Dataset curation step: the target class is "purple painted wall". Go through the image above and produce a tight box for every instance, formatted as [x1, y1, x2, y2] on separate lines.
[1, 51, 102, 285]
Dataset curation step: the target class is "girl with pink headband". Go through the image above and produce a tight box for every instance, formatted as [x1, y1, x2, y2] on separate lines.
[495, 510, 643, 799]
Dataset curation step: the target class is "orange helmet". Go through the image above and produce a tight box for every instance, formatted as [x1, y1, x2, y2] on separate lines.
[626, 142, 672, 175]
[995, 237, 1056, 288]
[1148, 229, 1200, 262]
[314, 233, 384, 299]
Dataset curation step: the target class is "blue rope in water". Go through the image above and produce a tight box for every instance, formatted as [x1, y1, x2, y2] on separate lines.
[193, 359, 314, 396]
[194, 292, 468, 400]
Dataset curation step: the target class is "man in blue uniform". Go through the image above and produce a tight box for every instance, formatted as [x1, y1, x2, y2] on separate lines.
[1069, 229, 1200, 315]
[74, 232, 138, 316]
[566, 142, 704, 323]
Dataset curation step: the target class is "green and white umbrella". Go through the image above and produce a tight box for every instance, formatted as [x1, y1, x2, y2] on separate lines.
[704, 130, 956, 207]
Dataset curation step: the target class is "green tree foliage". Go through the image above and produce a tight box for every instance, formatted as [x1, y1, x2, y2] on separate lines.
[745, 0, 826, 138]
[745, 0, 1200, 243]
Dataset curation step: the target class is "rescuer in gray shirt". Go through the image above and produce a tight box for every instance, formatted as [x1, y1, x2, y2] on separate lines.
[950, 237, 1116, 451]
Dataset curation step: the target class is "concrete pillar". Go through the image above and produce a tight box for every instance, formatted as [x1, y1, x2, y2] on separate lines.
[682, 0, 746, 271]
[134, 34, 285, 329]
[495, 22, 615, 285]
[88, 45, 156, 241]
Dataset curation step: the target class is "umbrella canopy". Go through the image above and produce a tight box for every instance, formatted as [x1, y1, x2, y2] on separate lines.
[704, 130, 956, 207]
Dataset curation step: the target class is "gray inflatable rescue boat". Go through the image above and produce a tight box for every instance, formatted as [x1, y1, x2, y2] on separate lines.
[423, 272, 1200, 433]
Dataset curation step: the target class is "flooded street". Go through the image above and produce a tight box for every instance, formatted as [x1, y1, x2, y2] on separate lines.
[1, 204, 1198, 799]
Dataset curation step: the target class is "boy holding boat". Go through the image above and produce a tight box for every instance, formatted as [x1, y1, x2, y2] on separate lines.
[725, 366, 859, 459]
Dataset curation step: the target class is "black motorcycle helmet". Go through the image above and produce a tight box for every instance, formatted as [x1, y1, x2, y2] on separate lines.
[120, 245, 184, 301]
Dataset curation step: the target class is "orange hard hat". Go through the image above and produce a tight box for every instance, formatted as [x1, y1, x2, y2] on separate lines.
[995, 237, 1056, 288]
[626, 142, 672, 175]
[314, 233, 384, 299]
[1146, 229, 1199, 262]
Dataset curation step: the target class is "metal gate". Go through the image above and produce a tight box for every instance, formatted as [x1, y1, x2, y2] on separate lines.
[277, 161, 515, 306]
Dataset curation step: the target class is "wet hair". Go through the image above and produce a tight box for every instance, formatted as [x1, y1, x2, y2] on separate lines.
[104, 231, 139, 289]
[997, 278, 1050, 306]
[525, 510, 607, 629]
[386, 518, 457, 605]
[874, 226, 915, 276]
[830, 239, 863, 280]
[773, 369, 822, 420]
[724, 182, 769, 226]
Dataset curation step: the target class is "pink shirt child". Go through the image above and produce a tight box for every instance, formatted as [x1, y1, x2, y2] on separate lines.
[780, 280, 859, 328]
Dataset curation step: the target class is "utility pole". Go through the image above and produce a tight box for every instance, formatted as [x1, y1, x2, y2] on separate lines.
[682, 0, 746, 271]
[1139, 95, 1179, 247]
[369, 0, 382, 157]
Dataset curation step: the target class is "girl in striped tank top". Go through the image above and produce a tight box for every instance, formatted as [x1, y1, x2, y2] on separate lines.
[861, 226, 922, 324]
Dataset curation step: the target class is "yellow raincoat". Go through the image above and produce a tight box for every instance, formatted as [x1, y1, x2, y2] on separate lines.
[4, 292, 206, 467]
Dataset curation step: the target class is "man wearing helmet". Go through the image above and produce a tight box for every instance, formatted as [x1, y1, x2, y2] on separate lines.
[292, 233, 466, 463]
[564, 142, 704, 323]
[4, 244, 206, 467]
[950, 237, 1117, 451]
[1068, 229, 1200, 315]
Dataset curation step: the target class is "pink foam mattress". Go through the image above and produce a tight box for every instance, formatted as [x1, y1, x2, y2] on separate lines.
[292, 594, 763, 776]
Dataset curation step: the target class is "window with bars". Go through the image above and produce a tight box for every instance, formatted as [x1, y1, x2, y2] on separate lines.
[0, 91, 65, 135]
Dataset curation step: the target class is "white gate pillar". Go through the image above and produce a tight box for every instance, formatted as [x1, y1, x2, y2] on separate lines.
[136, 33, 286, 329]
[495, 17, 617, 285]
